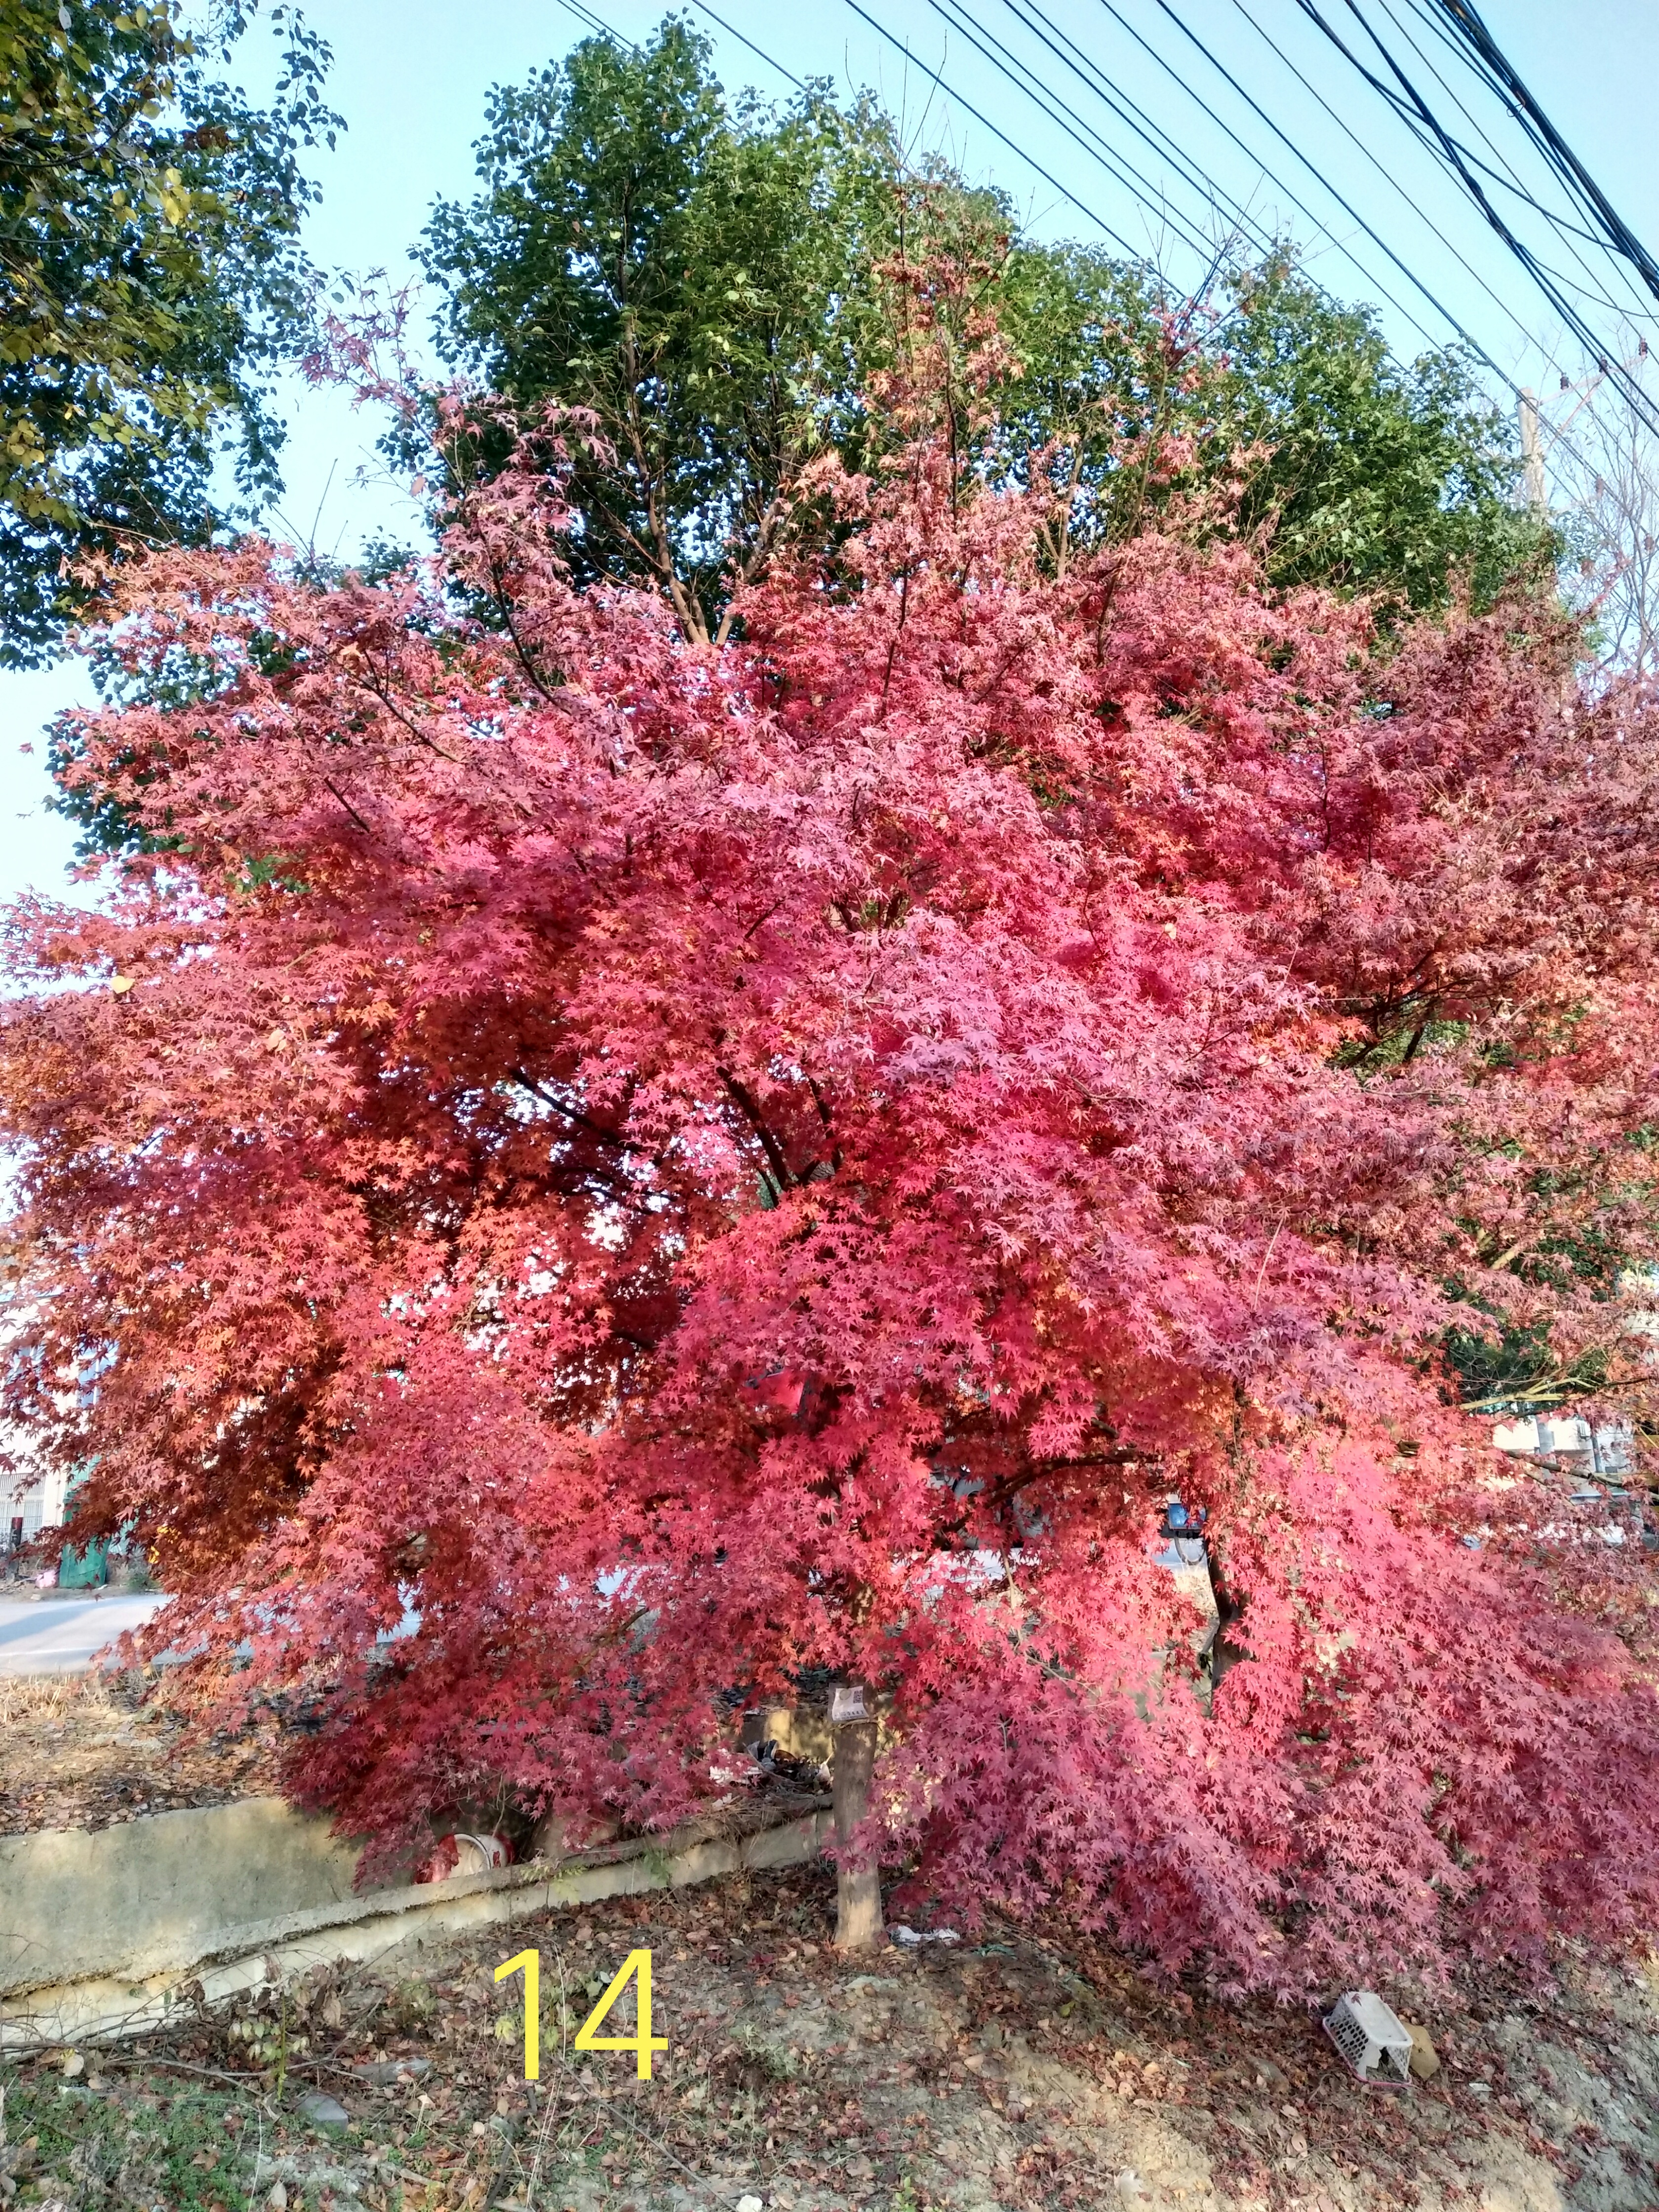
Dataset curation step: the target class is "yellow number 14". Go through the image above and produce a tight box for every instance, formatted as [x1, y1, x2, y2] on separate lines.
[494, 1946, 668, 2082]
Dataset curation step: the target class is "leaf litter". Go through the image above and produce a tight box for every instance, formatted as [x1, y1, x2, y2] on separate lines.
[6, 1864, 1659, 2212]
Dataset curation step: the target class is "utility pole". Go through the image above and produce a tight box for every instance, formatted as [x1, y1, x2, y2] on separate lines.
[1518, 387, 1548, 513]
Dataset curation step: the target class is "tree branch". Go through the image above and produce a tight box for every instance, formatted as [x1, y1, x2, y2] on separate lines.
[323, 779, 370, 835]
[716, 1064, 795, 1194]
[511, 1068, 629, 1154]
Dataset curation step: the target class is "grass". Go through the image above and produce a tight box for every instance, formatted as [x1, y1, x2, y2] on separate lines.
[1, 2069, 272, 2211]
[0, 1670, 125, 1731]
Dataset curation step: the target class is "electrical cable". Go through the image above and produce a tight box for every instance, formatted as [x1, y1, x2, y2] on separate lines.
[975, 0, 1284, 261]
[1389, 0, 1638, 271]
[1224, 0, 1571, 367]
[930, 0, 1580, 459]
[922, 0, 1585, 427]
[560, 0, 1613, 495]
[985, 0, 1617, 481]
[587, 0, 1543, 415]
[977, 0, 1519, 374]
[1225, 0, 1645, 484]
[1358, 0, 1656, 319]
[682, 0, 809, 92]
[942, 0, 1618, 501]
[1382, 0, 1554, 194]
[1074, 0, 1443, 364]
[1087, 0, 1518, 387]
[1312, 0, 1645, 313]
[727, 0, 1466, 378]
[837, 0, 1146, 260]
[1292, 0, 1659, 437]
[919, 0, 1221, 260]
[1426, 0, 1659, 316]
[593, 0, 1261, 289]
[968, 0, 1558, 392]
[551, 0, 638, 50]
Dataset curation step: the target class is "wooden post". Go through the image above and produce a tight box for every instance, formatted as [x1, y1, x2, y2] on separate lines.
[830, 1685, 883, 1949]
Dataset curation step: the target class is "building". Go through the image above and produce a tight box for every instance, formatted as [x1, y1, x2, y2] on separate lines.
[1491, 1413, 1635, 1478]
[0, 1432, 68, 1560]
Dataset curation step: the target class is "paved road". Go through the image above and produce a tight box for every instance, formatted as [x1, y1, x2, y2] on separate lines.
[0, 1592, 172, 1675]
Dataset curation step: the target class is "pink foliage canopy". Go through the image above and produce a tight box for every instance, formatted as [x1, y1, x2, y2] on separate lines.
[7, 385, 1659, 1992]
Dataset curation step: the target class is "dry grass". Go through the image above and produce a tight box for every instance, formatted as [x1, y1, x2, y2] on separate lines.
[0, 1667, 125, 1730]
[0, 1669, 278, 1835]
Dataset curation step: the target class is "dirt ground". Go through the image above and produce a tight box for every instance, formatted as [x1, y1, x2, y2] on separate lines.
[0, 1674, 281, 1837]
[5, 1861, 1659, 2212]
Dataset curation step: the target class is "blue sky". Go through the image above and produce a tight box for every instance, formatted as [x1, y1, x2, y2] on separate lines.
[5, 0, 1657, 905]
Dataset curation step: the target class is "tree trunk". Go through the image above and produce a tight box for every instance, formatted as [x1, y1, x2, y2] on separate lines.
[832, 1713, 883, 1949]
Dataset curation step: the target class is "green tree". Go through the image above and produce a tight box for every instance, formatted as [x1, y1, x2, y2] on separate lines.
[0, 0, 340, 663]
[1213, 256, 1547, 608]
[986, 239, 1204, 574]
[418, 18, 977, 644]
[981, 243, 1550, 609]
[419, 23, 1545, 631]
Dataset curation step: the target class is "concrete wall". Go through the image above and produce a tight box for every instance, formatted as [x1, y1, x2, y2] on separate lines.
[0, 1797, 370, 1998]
[0, 1795, 833, 2051]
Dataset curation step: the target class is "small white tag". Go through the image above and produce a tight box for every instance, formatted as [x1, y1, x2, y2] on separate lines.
[829, 1683, 869, 1723]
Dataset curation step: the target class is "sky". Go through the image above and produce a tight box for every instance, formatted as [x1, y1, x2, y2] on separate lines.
[5, 0, 1659, 906]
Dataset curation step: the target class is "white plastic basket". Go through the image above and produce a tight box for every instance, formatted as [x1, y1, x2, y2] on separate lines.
[1323, 1991, 1413, 2085]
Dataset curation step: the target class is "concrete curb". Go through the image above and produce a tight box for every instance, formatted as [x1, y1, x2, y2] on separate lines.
[2, 1798, 367, 1998]
[1, 1801, 833, 2051]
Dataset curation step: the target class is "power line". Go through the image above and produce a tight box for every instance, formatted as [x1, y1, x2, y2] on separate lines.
[1224, 0, 1559, 365]
[1356, 0, 1653, 322]
[713, 0, 1527, 394]
[964, 0, 1505, 377]
[565, 0, 1615, 491]
[1221, 0, 1642, 486]
[703, 0, 1550, 419]
[920, 0, 1221, 261]
[932, 0, 1619, 487]
[571, 0, 1157, 280]
[836, 0, 1147, 259]
[683, 0, 809, 92]
[975, 0, 1281, 258]
[576, 0, 1533, 406]
[1383, 0, 1646, 314]
[1292, 0, 1659, 438]
[1086, 0, 1517, 385]
[1361, 0, 1656, 334]
[909, 0, 1618, 503]
[552, 0, 638, 51]
[1427, 0, 1659, 317]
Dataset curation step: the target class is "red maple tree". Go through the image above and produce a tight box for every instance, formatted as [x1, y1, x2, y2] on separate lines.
[7, 328, 1659, 1990]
